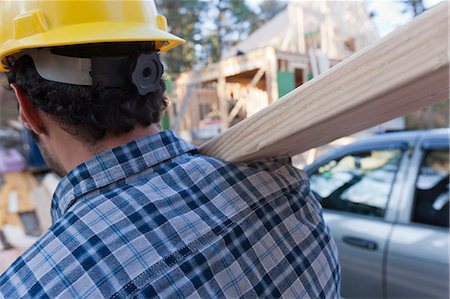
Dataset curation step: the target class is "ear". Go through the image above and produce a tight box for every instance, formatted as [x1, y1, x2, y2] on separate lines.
[10, 84, 47, 135]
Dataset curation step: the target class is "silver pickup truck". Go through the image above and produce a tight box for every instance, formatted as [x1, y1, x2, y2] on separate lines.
[305, 129, 449, 299]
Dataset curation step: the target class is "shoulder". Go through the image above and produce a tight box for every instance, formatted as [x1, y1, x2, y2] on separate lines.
[181, 153, 311, 197]
[174, 153, 308, 187]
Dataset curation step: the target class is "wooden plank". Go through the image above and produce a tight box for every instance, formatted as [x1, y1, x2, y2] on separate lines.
[227, 67, 266, 124]
[176, 47, 271, 86]
[265, 47, 278, 104]
[217, 74, 228, 131]
[199, 3, 449, 162]
[171, 71, 201, 131]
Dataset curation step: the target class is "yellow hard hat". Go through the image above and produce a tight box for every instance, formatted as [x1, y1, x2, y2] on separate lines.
[0, 0, 185, 72]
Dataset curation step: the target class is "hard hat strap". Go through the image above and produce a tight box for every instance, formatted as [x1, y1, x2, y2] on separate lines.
[91, 56, 128, 88]
[28, 50, 93, 86]
[91, 52, 164, 95]
[17, 49, 164, 95]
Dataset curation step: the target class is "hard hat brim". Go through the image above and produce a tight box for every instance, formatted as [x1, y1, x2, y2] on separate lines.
[0, 22, 185, 72]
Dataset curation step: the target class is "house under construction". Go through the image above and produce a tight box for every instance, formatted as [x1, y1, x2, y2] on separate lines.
[169, 1, 379, 143]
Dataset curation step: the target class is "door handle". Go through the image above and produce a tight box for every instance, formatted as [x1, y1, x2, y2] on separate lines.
[343, 236, 378, 251]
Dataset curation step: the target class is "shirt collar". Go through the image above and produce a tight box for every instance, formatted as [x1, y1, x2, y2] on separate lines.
[51, 130, 197, 222]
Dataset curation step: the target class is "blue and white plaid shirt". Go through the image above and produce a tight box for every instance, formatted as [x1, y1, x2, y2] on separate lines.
[0, 130, 340, 298]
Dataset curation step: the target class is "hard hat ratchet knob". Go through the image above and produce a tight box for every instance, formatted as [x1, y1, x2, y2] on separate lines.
[130, 52, 164, 96]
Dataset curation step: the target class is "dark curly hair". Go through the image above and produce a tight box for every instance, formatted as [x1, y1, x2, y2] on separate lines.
[7, 43, 167, 144]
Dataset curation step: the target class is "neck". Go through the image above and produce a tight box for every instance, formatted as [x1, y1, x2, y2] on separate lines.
[45, 124, 160, 175]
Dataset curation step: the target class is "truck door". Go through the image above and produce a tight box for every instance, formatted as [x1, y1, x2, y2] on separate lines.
[308, 143, 407, 298]
[386, 137, 449, 298]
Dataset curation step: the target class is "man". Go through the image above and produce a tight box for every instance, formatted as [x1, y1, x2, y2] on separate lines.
[0, 1, 339, 298]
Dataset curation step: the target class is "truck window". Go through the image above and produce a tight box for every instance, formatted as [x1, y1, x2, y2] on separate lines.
[412, 149, 449, 228]
[309, 149, 403, 218]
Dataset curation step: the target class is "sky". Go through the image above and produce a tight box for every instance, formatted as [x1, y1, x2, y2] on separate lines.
[247, 0, 444, 37]
[366, 0, 444, 36]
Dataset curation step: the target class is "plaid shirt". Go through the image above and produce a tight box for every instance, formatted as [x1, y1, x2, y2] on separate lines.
[0, 130, 340, 298]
